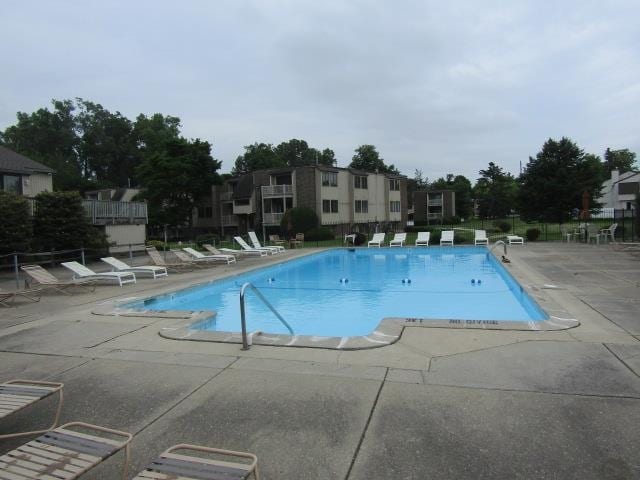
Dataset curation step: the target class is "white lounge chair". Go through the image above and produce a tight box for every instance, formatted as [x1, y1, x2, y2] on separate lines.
[101, 257, 168, 279]
[474, 230, 488, 246]
[171, 249, 212, 268]
[507, 235, 524, 245]
[415, 231, 430, 246]
[368, 233, 385, 247]
[389, 233, 406, 247]
[61, 261, 136, 286]
[248, 231, 285, 253]
[214, 244, 269, 258]
[183, 247, 237, 264]
[21, 264, 96, 294]
[234, 236, 277, 255]
[440, 230, 454, 246]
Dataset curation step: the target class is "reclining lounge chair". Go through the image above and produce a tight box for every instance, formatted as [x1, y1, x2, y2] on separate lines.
[146, 246, 195, 272]
[0, 288, 41, 307]
[234, 236, 277, 255]
[367, 233, 385, 248]
[415, 231, 430, 246]
[389, 233, 406, 247]
[249, 231, 285, 253]
[61, 261, 136, 287]
[21, 264, 96, 294]
[101, 257, 168, 279]
[183, 247, 237, 265]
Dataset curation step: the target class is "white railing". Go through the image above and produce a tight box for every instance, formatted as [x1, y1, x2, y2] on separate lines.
[221, 214, 239, 226]
[82, 200, 148, 225]
[261, 185, 293, 197]
[263, 212, 286, 225]
[427, 199, 443, 206]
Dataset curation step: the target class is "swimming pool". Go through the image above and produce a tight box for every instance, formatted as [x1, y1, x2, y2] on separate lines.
[131, 247, 547, 337]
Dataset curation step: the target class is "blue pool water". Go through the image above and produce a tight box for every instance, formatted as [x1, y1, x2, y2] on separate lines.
[132, 247, 546, 336]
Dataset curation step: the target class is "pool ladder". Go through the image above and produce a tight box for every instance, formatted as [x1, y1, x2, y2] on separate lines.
[239, 282, 294, 350]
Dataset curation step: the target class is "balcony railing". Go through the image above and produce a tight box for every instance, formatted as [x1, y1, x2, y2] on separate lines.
[83, 200, 148, 225]
[221, 214, 239, 226]
[262, 185, 293, 197]
[427, 199, 443, 206]
[263, 212, 286, 225]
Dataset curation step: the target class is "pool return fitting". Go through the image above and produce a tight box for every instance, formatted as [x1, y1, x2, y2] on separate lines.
[239, 282, 294, 350]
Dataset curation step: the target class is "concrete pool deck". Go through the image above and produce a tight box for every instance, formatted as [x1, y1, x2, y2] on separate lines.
[0, 243, 639, 479]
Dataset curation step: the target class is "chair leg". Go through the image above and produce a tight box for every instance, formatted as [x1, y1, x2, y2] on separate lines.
[0, 388, 64, 440]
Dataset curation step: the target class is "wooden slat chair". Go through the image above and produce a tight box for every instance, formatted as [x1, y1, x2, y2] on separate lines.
[0, 380, 64, 440]
[21, 265, 96, 295]
[133, 444, 259, 480]
[146, 246, 195, 272]
[0, 422, 132, 479]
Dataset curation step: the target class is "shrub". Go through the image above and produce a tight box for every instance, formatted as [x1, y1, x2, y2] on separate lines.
[430, 230, 441, 245]
[353, 232, 367, 246]
[0, 192, 32, 254]
[280, 207, 319, 235]
[146, 240, 166, 250]
[305, 227, 335, 241]
[33, 191, 108, 251]
[442, 216, 462, 225]
[494, 221, 512, 233]
[526, 228, 541, 241]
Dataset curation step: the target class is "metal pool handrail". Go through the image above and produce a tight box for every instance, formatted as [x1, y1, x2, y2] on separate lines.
[239, 282, 294, 350]
[489, 240, 507, 256]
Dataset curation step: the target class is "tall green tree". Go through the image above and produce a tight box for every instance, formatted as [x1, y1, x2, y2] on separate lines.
[0, 192, 32, 254]
[413, 169, 430, 189]
[0, 99, 83, 191]
[474, 163, 518, 218]
[232, 143, 283, 175]
[136, 138, 221, 227]
[518, 138, 604, 222]
[604, 148, 637, 175]
[432, 174, 474, 219]
[349, 145, 399, 174]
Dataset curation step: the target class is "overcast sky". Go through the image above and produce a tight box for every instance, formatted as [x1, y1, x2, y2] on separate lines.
[1, 1, 639, 181]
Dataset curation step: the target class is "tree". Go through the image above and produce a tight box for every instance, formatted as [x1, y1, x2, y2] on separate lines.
[0, 192, 32, 254]
[280, 207, 318, 236]
[474, 163, 518, 218]
[232, 143, 283, 175]
[604, 148, 637, 175]
[432, 174, 474, 219]
[518, 138, 604, 222]
[413, 169, 429, 189]
[349, 145, 399, 174]
[136, 138, 221, 228]
[0, 99, 84, 191]
[76, 100, 139, 187]
[32, 191, 106, 250]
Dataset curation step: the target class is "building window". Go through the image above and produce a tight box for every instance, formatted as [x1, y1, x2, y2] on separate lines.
[1, 174, 22, 194]
[354, 175, 368, 189]
[322, 171, 338, 187]
[389, 179, 400, 191]
[389, 200, 401, 213]
[198, 206, 213, 218]
[323, 199, 339, 213]
[355, 200, 369, 213]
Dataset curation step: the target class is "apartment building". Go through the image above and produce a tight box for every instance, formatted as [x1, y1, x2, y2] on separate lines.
[599, 169, 639, 212]
[412, 190, 456, 223]
[199, 165, 407, 238]
[0, 145, 54, 196]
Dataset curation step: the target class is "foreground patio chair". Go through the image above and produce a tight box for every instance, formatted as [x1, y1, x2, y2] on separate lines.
[146, 246, 195, 272]
[507, 235, 524, 245]
[234, 236, 277, 255]
[415, 231, 430, 246]
[367, 233, 385, 247]
[474, 230, 489, 246]
[61, 261, 136, 287]
[21, 264, 96, 294]
[559, 225, 574, 242]
[440, 230, 454, 246]
[183, 247, 237, 264]
[587, 224, 602, 244]
[389, 232, 406, 247]
[101, 256, 168, 279]
[0, 379, 64, 440]
[0, 287, 41, 307]
[289, 233, 304, 248]
[599, 223, 617, 243]
[249, 231, 284, 253]
[0, 422, 132, 479]
[132, 443, 260, 480]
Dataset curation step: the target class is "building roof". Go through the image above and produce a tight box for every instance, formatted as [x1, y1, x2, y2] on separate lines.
[0, 146, 55, 175]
